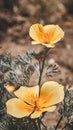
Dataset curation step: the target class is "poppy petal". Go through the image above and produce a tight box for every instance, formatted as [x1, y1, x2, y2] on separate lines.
[41, 43, 55, 48]
[39, 81, 64, 107]
[6, 98, 34, 118]
[32, 41, 55, 48]
[29, 24, 44, 41]
[30, 110, 42, 118]
[44, 25, 64, 44]
[32, 41, 42, 45]
[14, 86, 39, 105]
[5, 84, 15, 93]
[30, 106, 56, 118]
[41, 106, 56, 112]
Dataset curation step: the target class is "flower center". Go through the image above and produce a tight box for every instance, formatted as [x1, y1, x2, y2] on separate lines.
[38, 32, 50, 44]
[37, 32, 50, 43]
[34, 101, 40, 111]
[43, 33, 50, 43]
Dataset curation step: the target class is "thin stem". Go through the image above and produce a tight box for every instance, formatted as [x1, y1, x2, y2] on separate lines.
[33, 119, 41, 130]
[33, 119, 38, 130]
[39, 119, 47, 130]
[55, 115, 63, 130]
[38, 47, 49, 94]
[37, 119, 42, 130]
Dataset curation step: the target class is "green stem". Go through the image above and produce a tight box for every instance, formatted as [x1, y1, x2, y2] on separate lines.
[55, 115, 63, 130]
[38, 47, 49, 94]
[37, 119, 41, 130]
[33, 119, 41, 130]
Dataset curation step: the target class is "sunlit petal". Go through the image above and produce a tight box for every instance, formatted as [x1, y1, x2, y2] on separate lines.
[41, 106, 56, 112]
[29, 24, 44, 41]
[14, 86, 39, 105]
[42, 43, 55, 48]
[5, 84, 15, 93]
[32, 41, 43, 45]
[6, 98, 33, 118]
[44, 25, 64, 43]
[31, 110, 42, 118]
[30, 106, 56, 118]
[44, 25, 57, 33]
[32, 41, 55, 48]
[39, 81, 64, 107]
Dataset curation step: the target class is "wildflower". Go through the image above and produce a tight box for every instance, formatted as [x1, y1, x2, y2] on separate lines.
[29, 24, 64, 48]
[6, 81, 64, 118]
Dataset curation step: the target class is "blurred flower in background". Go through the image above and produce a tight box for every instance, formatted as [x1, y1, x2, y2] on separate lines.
[5, 84, 15, 93]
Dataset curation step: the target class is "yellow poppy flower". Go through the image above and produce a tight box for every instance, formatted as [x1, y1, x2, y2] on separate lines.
[29, 24, 64, 48]
[6, 81, 64, 118]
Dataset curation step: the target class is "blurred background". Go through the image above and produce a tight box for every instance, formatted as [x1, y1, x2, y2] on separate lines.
[0, 0, 73, 128]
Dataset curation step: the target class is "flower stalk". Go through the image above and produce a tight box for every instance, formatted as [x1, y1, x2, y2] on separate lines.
[55, 115, 63, 130]
[38, 47, 49, 95]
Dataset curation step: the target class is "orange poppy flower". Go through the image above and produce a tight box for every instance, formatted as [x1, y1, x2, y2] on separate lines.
[6, 81, 64, 118]
[29, 24, 64, 48]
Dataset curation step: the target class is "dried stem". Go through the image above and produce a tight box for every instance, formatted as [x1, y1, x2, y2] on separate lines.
[39, 118, 47, 130]
[55, 115, 63, 130]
